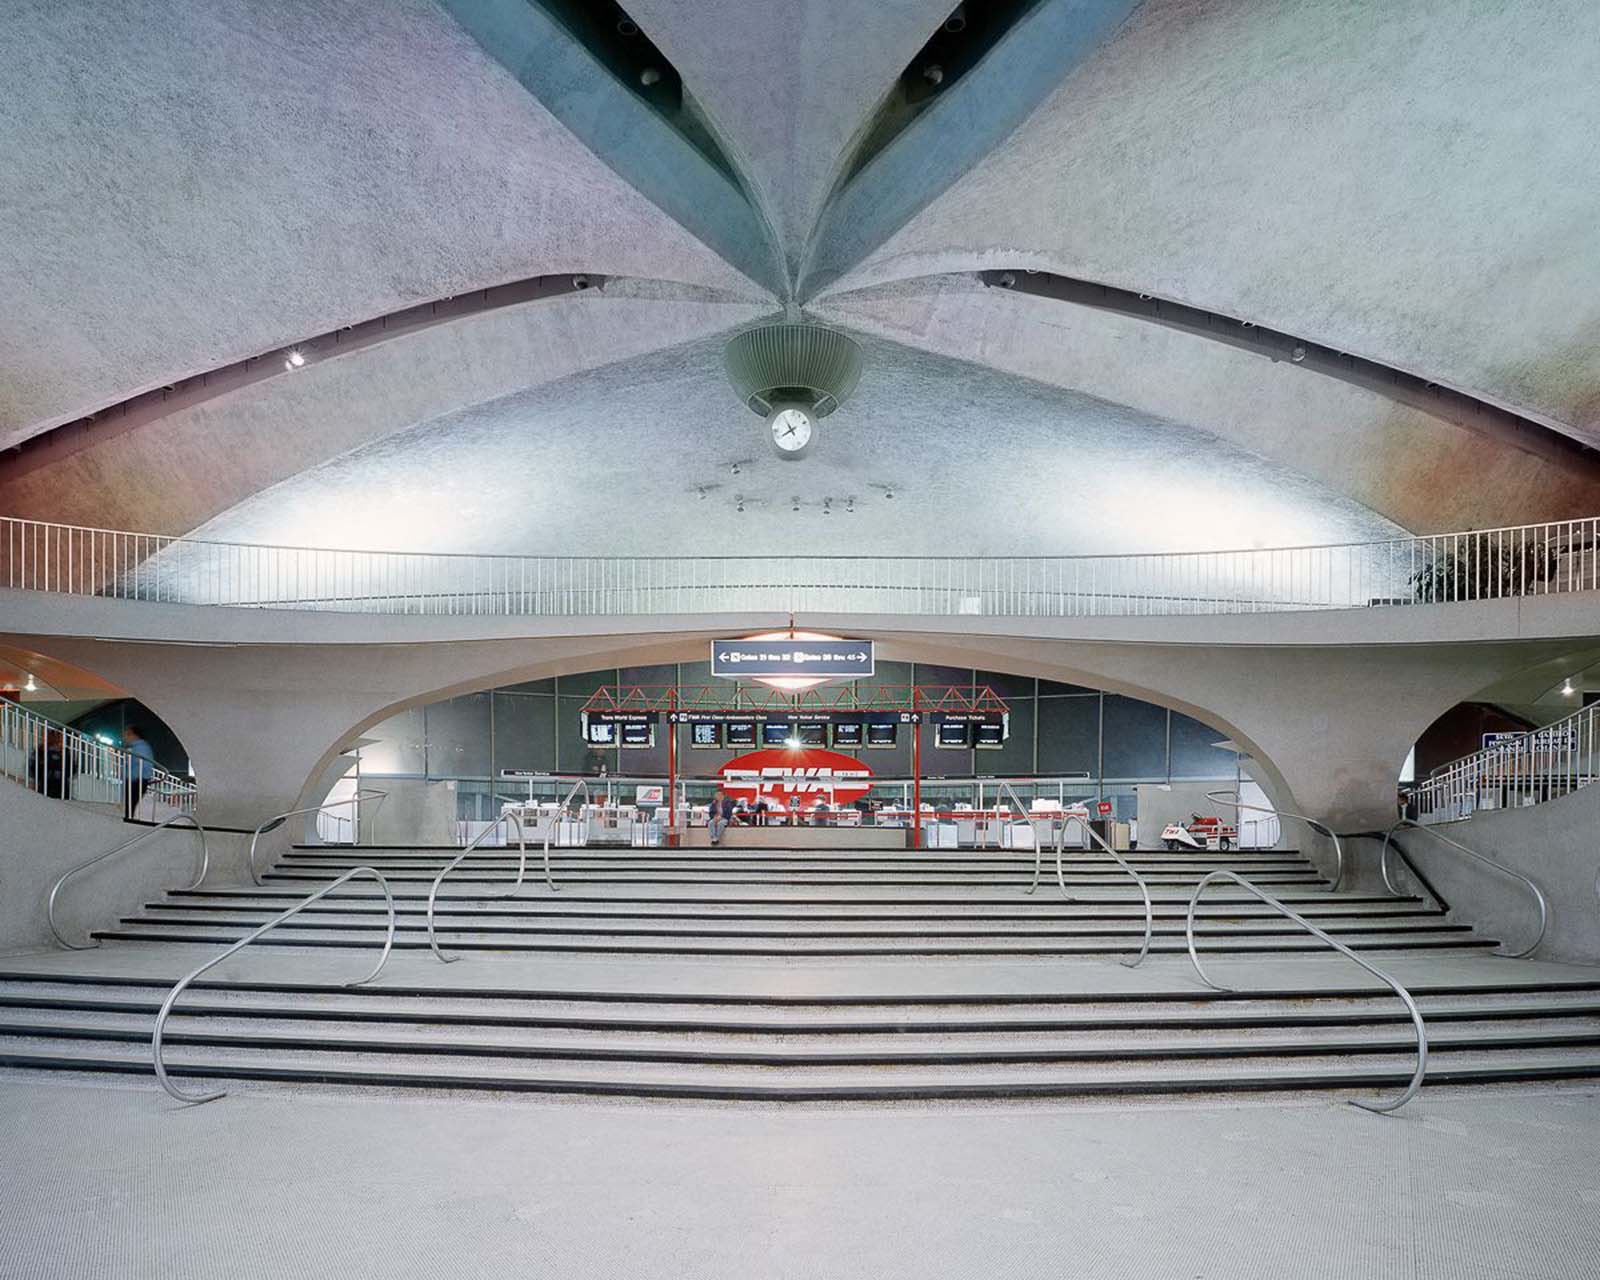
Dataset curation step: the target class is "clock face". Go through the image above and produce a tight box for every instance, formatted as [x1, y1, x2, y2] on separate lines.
[769, 406, 813, 457]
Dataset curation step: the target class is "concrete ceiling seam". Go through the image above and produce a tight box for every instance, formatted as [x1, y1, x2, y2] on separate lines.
[435, 0, 787, 296]
[811, 274, 1600, 534]
[978, 269, 1600, 482]
[619, 0, 959, 288]
[824, 0, 1600, 442]
[0, 274, 602, 470]
[798, 0, 1143, 299]
[0, 0, 766, 439]
[0, 283, 777, 540]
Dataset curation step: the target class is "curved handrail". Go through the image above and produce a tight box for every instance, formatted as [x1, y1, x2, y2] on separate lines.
[1380, 818, 1548, 958]
[48, 812, 209, 950]
[1022, 802, 1152, 969]
[1186, 870, 1427, 1113]
[247, 788, 389, 885]
[1206, 789, 1344, 889]
[541, 778, 590, 890]
[152, 866, 396, 1104]
[426, 810, 532, 963]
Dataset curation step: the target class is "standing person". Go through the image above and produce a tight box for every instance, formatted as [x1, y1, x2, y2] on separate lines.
[707, 786, 736, 845]
[122, 724, 156, 819]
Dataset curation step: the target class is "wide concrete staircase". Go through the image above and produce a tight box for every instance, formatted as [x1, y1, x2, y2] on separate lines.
[3, 842, 1599, 1100]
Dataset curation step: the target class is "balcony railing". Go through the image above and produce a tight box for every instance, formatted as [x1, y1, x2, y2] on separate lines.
[1410, 700, 1600, 825]
[3, 514, 1597, 618]
[1, 697, 196, 814]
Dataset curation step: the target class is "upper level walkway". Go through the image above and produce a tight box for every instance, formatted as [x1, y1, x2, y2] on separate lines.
[4, 514, 1598, 621]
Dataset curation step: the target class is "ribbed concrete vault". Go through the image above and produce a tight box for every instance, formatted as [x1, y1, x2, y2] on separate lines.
[2, 0, 1598, 552]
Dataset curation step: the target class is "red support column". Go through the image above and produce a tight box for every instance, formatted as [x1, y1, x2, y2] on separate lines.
[911, 709, 922, 851]
[667, 689, 678, 848]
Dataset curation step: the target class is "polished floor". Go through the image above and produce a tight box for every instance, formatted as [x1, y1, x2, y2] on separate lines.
[1, 1072, 1597, 1279]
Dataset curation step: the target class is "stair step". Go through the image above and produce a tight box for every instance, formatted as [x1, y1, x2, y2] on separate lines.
[5, 1045, 1598, 1101]
[87, 926, 1502, 955]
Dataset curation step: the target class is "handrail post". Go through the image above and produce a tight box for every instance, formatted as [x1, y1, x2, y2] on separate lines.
[247, 788, 389, 886]
[1379, 818, 1548, 958]
[47, 812, 209, 950]
[427, 808, 538, 964]
[1185, 869, 1427, 1113]
[1015, 781, 1150, 967]
[152, 866, 396, 1105]
[1205, 789, 1344, 889]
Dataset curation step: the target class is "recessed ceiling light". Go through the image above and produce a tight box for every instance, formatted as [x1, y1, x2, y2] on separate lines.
[284, 349, 306, 370]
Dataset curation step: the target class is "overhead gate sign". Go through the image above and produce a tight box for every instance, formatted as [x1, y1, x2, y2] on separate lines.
[712, 639, 874, 680]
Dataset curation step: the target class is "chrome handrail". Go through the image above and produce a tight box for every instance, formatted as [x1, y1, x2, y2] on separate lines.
[247, 788, 389, 885]
[47, 812, 209, 949]
[426, 810, 532, 963]
[984, 779, 1037, 851]
[1206, 789, 1345, 889]
[1186, 870, 1427, 1113]
[1380, 818, 1548, 958]
[541, 778, 590, 888]
[152, 866, 396, 1104]
[1023, 804, 1152, 969]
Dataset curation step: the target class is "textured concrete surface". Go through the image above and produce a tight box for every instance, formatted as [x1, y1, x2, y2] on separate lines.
[178, 331, 1402, 560]
[816, 276, 1600, 534]
[0, 283, 773, 538]
[6, 942, 1598, 1000]
[824, 0, 1600, 444]
[1, 1074, 1597, 1279]
[625, 0, 953, 281]
[0, 0, 765, 439]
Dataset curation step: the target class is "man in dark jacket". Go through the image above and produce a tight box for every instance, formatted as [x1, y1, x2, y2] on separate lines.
[708, 787, 736, 845]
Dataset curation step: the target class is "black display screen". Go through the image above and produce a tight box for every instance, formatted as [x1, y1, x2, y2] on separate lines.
[621, 721, 653, 748]
[691, 722, 721, 749]
[726, 720, 757, 747]
[831, 720, 864, 748]
[975, 721, 1004, 749]
[796, 720, 827, 747]
[762, 720, 793, 747]
[936, 720, 972, 749]
[585, 721, 617, 746]
[865, 720, 898, 748]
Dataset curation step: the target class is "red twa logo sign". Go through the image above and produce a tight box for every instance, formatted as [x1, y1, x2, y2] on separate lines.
[718, 748, 872, 811]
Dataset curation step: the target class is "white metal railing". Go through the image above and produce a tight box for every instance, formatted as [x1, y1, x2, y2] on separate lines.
[3, 514, 1597, 618]
[1411, 701, 1600, 825]
[0, 698, 195, 814]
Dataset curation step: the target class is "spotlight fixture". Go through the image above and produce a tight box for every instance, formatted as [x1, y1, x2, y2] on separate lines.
[1562, 678, 1576, 696]
[791, 496, 801, 513]
[23, 673, 36, 693]
[1291, 345, 1307, 363]
[639, 67, 661, 86]
[284, 349, 306, 371]
[922, 63, 944, 85]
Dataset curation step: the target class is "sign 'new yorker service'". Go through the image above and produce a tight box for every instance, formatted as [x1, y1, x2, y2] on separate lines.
[711, 638, 874, 680]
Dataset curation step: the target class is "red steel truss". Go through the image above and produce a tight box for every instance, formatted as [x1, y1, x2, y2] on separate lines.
[580, 684, 1011, 716]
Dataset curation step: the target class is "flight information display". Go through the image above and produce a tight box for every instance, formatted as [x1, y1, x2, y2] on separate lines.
[690, 721, 722, 749]
[975, 721, 1005, 749]
[726, 720, 757, 747]
[762, 720, 793, 747]
[584, 721, 617, 746]
[831, 720, 864, 749]
[796, 720, 828, 747]
[936, 720, 972, 749]
[621, 721, 654, 748]
[865, 719, 898, 748]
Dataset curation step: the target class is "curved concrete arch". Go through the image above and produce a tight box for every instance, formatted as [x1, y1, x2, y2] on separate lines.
[291, 633, 1299, 832]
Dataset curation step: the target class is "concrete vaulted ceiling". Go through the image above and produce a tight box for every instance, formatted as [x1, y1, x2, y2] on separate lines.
[2, 0, 1598, 557]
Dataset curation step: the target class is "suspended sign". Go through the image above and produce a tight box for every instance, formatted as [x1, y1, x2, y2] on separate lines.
[718, 748, 873, 813]
[711, 638, 874, 680]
